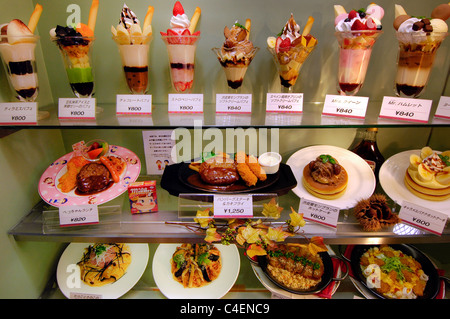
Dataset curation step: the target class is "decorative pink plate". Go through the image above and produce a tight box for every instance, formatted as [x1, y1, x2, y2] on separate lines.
[38, 145, 141, 207]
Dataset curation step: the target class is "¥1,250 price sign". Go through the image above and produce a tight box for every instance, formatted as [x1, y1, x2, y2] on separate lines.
[213, 194, 253, 218]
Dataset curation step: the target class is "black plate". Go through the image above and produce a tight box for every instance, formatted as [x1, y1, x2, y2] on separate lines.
[257, 252, 347, 295]
[178, 162, 280, 193]
[349, 244, 441, 299]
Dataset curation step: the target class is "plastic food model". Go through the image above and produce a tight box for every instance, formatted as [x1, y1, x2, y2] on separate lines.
[267, 14, 317, 92]
[160, 1, 201, 93]
[334, 3, 384, 96]
[111, 3, 154, 94]
[212, 19, 258, 90]
[393, 3, 449, 98]
[50, 0, 98, 98]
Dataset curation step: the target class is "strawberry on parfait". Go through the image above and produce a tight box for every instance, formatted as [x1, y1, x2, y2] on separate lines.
[160, 1, 200, 45]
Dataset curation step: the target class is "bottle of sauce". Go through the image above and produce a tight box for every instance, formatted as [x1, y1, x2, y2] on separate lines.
[351, 128, 385, 181]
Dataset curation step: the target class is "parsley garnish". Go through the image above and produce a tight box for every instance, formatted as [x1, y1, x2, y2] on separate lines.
[234, 22, 248, 31]
[319, 154, 336, 164]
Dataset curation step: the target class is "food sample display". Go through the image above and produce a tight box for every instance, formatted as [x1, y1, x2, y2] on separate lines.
[265, 244, 324, 291]
[212, 19, 258, 90]
[171, 243, 221, 288]
[0, 4, 42, 102]
[393, 4, 449, 98]
[359, 245, 429, 299]
[334, 3, 384, 96]
[111, 4, 153, 94]
[354, 194, 400, 231]
[50, 0, 98, 98]
[161, 1, 201, 93]
[267, 14, 317, 91]
[302, 154, 348, 200]
[405, 146, 450, 201]
[77, 243, 131, 287]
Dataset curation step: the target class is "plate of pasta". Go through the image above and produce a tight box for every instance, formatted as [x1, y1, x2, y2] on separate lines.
[56, 243, 149, 299]
[152, 243, 240, 299]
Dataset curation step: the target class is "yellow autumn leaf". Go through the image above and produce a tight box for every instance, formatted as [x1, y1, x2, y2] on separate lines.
[308, 236, 328, 255]
[289, 207, 306, 227]
[265, 226, 293, 242]
[194, 208, 211, 228]
[246, 244, 267, 258]
[204, 227, 222, 243]
[261, 198, 283, 219]
[238, 225, 262, 244]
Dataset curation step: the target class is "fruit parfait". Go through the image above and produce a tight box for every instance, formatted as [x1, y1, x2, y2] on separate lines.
[0, 4, 42, 102]
[267, 14, 317, 92]
[111, 4, 154, 94]
[212, 19, 258, 91]
[393, 4, 449, 98]
[334, 3, 384, 96]
[50, 0, 98, 98]
[161, 1, 201, 93]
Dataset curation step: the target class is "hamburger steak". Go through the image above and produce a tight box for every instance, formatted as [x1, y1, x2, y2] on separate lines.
[199, 157, 240, 186]
[76, 162, 112, 193]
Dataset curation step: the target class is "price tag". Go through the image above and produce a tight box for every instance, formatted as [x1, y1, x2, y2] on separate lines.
[379, 96, 432, 123]
[116, 94, 152, 115]
[322, 94, 368, 118]
[300, 198, 340, 228]
[434, 96, 450, 119]
[168, 93, 203, 113]
[58, 98, 96, 119]
[0, 102, 37, 124]
[59, 204, 99, 227]
[70, 292, 102, 299]
[213, 194, 253, 218]
[399, 201, 447, 235]
[266, 93, 303, 113]
[216, 94, 252, 113]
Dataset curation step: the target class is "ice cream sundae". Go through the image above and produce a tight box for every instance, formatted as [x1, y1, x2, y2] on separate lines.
[161, 1, 201, 93]
[212, 19, 258, 90]
[334, 3, 384, 96]
[267, 14, 317, 91]
[111, 4, 153, 94]
[0, 4, 42, 102]
[50, 0, 98, 98]
[393, 4, 449, 98]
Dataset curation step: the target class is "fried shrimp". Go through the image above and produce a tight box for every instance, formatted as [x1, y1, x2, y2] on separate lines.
[247, 154, 267, 181]
[235, 151, 258, 186]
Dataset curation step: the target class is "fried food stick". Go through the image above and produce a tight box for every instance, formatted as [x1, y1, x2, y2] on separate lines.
[27, 3, 43, 33]
[88, 0, 99, 33]
[236, 151, 258, 187]
[189, 7, 201, 34]
[247, 155, 267, 181]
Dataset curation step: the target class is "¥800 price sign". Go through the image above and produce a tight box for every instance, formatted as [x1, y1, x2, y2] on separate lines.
[213, 195, 253, 218]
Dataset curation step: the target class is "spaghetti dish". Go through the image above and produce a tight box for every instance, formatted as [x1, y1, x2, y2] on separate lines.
[171, 244, 222, 288]
[77, 243, 132, 287]
[266, 244, 324, 291]
[360, 245, 429, 299]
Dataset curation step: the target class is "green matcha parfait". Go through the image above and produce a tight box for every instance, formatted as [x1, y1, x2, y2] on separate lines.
[51, 25, 95, 98]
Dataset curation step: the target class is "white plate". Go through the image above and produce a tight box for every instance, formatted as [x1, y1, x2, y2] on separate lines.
[379, 149, 449, 217]
[286, 145, 376, 209]
[56, 243, 149, 299]
[152, 243, 240, 299]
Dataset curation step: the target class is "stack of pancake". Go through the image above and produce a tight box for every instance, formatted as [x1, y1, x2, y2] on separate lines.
[404, 147, 450, 201]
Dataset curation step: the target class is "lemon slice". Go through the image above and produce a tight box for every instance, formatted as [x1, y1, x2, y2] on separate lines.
[267, 36, 276, 49]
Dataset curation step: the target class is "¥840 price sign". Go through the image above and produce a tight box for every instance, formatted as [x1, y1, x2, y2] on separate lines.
[213, 194, 253, 218]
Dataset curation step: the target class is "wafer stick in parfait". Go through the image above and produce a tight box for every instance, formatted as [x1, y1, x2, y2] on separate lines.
[27, 3, 43, 33]
[245, 18, 251, 40]
[88, 0, 99, 33]
[302, 16, 314, 36]
[189, 6, 201, 34]
[143, 5, 155, 32]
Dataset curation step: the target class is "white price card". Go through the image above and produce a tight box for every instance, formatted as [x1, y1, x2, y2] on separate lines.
[59, 204, 99, 227]
[399, 201, 447, 235]
[300, 198, 340, 228]
[213, 194, 253, 218]
[322, 94, 368, 118]
[0, 102, 37, 124]
[58, 98, 96, 119]
[379, 96, 432, 123]
[434, 96, 450, 119]
[266, 93, 303, 113]
[116, 94, 152, 115]
[168, 93, 203, 113]
[216, 94, 252, 113]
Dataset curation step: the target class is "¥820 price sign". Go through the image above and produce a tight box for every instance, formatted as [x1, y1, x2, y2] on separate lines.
[213, 194, 253, 218]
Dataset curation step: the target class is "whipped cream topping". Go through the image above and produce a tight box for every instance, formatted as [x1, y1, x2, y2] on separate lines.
[170, 13, 190, 31]
[398, 17, 423, 33]
[423, 153, 446, 173]
[280, 14, 301, 41]
[120, 4, 139, 29]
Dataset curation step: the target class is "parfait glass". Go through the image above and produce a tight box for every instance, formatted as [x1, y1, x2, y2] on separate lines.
[335, 30, 382, 96]
[267, 41, 316, 93]
[211, 47, 259, 92]
[161, 34, 200, 93]
[113, 35, 153, 94]
[394, 31, 447, 98]
[52, 36, 95, 98]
